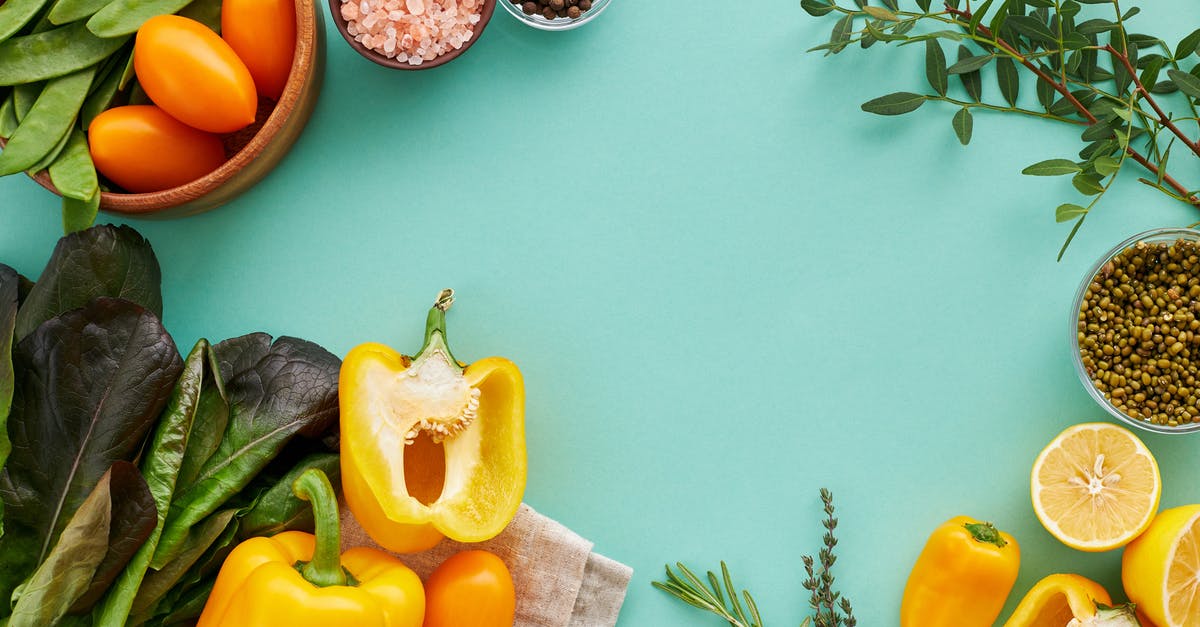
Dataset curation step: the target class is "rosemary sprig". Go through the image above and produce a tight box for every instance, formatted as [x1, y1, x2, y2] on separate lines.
[653, 489, 855, 627]
[801, 0, 1200, 260]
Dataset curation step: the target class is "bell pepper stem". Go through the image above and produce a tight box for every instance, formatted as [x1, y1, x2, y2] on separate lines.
[963, 521, 1008, 548]
[292, 469, 348, 588]
[415, 288, 461, 370]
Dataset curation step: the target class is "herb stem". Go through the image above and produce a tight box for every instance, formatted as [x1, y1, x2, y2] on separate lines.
[1102, 43, 1200, 159]
[928, 95, 1087, 125]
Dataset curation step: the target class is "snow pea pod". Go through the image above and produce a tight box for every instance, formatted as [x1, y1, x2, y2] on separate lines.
[0, 22, 126, 86]
[24, 120, 72, 174]
[176, 0, 221, 33]
[13, 83, 40, 121]
[48, 0, 116, 26]
[48, 129, 97, 201]
[80, 52, 126, 127]
[0, 96, 17, 137]
[87, 0, 195, 38]
[61, 190, 99, 234]
[0, 66, 94, 175]
[0, 0, 50, 45]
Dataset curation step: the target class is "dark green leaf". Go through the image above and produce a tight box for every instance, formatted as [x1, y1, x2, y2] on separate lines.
[968, 0, 992, 34]
[996, 57, 1019, 106]
[958, 46, 982, 102]
[1008, 14, 1057, 43]
[155, 577, 214, 626]
[14, 224, 162, 341]
[917, 0, 932, 11]
[1081, 121, 1114, 141]
[1113, 36, 1134, 94]
[1056, 203, 1089, 222]
[1139, 57, 1164, 96]
[861, 92, 926, 115]
[989, 0, 1009, 34]
[0, 265, 17, 536]
[1023, 158, 1082, 175]
[0, 298, 181, 608]
[1060, 0, 1081, 18]
[152, 335, 340, 569]
[1176, 28, 1200, 60]
[1063, 32, 1090, 50]
[1037, 69, 1056, 109]
[1151, 80, 1179, 94]
[952, 107, 973, 145]
[132, 510, 237, 623]
[925, 40, 948, 96]
[1025, 0, 1053, 7]
[947, 53, 994, 74]
[1121, 6, 1139, 20]
[800, 0, 836, 17]
[239, 453, 341, 539]
[1094, 155, 1121, 176]
[829, 14, 854, 53]
[1073, 172, 1105, 194]
[1076, 19, 1117, 35]
[1168, 69, 1200, 99]
[1050, 96, 1078, 116]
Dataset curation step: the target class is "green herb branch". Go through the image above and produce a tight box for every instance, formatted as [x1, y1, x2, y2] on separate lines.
[802, 0, 1200, 259]
[653, 489, 855, 627]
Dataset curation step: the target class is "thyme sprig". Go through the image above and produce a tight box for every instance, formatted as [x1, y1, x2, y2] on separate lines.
[653, 489, 855, 627]
[801, 0, 1200, 259]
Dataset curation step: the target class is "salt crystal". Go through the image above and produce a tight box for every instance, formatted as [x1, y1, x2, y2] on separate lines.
[362, 13, 378, 28]
[468, 13, 478, 24]
[347, 22, 359, 34]
[384, 38, 396, 53]
[360, 1, 369, 13]
[406, 0, 424, 15]
[343, 0, 482, 61]
[408, 56, 421, 65]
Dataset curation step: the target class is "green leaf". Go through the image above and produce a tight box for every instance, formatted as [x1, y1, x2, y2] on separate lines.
[800, 0, 836, 17]
[829, 14, 854, 53]
[0, 265, 17, 537]
[1139, 57, 1164, 97]
[917, 0, 932, 11]
[862, 6, 897, 21]
[1073, 172, 1105, 195]
[238, 454, 341, 539]
[1094, 155, 1121, 176]
[1063, 32, 1090, 50]
[968, 0, 993, 34]
[861, 92, 926, 115]
[996, 57, 1019, 106]
[989, 0, 1009, 34]
[132, 510, 238, 623]
[958, 46, 982, 102]
[1036, 69, 1056, 109]
[1081, 121, 1113, 141]
[925, 40, 948, 96]
[1022, 159, 1082, 176]
[1168, 69, 1200, 99]
[1056, 203, 1089, 222]
[1076, 19, 1117, 35]
[947, 53, 994, 74]
[1008, 15, 1057, 43]
[952, 107, 973, 145]
[1175, 28, 1200, 60]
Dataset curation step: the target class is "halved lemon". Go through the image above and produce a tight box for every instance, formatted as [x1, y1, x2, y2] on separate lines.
[1031, 422, 1161, 552]
[1123, 504, 1200, 627]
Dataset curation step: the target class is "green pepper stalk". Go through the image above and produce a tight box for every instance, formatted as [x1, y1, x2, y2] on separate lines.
[292, 469, 347, 588]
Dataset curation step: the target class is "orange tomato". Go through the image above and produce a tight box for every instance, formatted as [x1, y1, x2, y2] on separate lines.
[134, 15, 257, 133]
[423, 551, 516, 627]
[88, 105, 226, 193]
[222, 0, 296, 100]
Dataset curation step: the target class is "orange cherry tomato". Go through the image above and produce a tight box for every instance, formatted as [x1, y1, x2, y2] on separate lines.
[222, 0, 296, 100]
[134, 15, 257, 133]
[423, 550, 516, 627]
[88, 105, 226, 193]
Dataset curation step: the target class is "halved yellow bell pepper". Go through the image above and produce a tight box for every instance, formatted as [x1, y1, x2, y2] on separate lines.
[1003, 573, 1139, 627]
[197, 469, 425, 627]
[340, 290, 526, 553]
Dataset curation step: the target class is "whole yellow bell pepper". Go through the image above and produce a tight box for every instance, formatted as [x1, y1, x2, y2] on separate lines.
[900, 515, 1020, 627]
[197, 469, 425, 627]
[340, 289, 526, 553]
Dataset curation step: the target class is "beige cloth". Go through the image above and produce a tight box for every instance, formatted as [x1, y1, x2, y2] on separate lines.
[340, 503, 632, 626]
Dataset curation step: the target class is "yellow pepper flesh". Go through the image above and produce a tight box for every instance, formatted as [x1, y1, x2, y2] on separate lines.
[340, 290, 526, 552]
[198, 471, 425, 627]
[900, 515, 1021, 627]
[1003, 573, 1114, 627]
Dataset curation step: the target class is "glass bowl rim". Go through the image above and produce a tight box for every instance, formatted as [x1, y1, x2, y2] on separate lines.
[497, 0, 611, 30]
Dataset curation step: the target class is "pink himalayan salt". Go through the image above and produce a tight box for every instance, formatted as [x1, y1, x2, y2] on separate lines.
[340, 0, 481, 65]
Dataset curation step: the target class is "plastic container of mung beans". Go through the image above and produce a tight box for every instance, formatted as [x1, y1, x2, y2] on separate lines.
[1070, 227, 1200, 435]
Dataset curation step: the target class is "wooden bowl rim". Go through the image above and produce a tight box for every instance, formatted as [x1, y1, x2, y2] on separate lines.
[19, 0, 323, 215]
[327, 0, 495, 71]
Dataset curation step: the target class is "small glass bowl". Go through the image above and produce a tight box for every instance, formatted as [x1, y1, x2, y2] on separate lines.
[498, 0, 611, 30]
[1070, 227, 1200, 434]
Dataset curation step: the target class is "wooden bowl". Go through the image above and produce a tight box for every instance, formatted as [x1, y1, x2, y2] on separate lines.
[329, 0, 494, 70]
[9, 0, 325, 219]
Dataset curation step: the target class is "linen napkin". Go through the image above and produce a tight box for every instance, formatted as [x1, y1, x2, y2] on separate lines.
[340, 503, 632, 626]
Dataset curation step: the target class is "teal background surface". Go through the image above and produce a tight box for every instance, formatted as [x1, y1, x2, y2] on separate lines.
[4, 1, 1200, 624]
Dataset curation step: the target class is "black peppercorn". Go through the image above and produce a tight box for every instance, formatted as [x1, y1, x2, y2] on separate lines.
[522, 1, 537, 13]
[549, 0, 563, 9]
[567, 5, 580, 17]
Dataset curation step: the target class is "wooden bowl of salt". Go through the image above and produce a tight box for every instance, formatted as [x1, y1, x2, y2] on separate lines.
[329, 0, 495, 70]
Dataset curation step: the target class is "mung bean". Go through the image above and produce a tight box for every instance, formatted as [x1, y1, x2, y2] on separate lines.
[0, 21, 126, 86]
[87, 0, 195, 38]
[0, 65, 94, 175]
[0, 0, 50, 45]
[48, 0, 118, 27]
[48, 129, 96, 201]
[61, 189, 99, 234]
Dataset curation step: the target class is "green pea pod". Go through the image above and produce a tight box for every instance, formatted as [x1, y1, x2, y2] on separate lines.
[0, 22, 126, 86]
[87, 0, 195, 38]
[13, 82, 40, 121]
[0, 66, 94, 176]
[48, 0, 116, 26]
[117, 45, 135, 90]
[61, 189, 99, 234]
[24, 120, 72, 174]
[0, 0, 50, 45]
[176, 0, 221, 33]
[81, 51, 127, 127]
[0, 95, 17, 138]
[48, 129, 96, 201]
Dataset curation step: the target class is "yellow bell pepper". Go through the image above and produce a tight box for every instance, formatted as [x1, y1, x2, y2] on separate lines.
[340, 289, 526, 553]
[1003, 573, 1139, 627]
[900, 515, 1020, 627]
[197, 469, 425, 627]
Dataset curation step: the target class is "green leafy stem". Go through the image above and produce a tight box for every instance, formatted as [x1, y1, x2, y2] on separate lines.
[803, 0, 1200, 259]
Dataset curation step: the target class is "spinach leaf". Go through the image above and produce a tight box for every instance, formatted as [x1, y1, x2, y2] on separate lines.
[130, 509, 237, 625]
[0, 264, 19, 537]
[239, 453, 340, 539]
[14, 224, 162, 341]
[9, 461, 154, 627]
[97, 340, 214, 627]
[155, 576, 215, 626]
[0, 297, 182, 610]
[151, 334, 339, 567]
